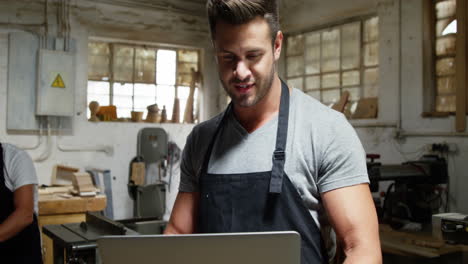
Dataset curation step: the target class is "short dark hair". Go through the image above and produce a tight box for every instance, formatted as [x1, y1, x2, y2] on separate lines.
[206, 0, 280, 44]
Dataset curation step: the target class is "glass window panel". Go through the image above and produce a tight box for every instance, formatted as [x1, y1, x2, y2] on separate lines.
[322, 89, 340, 104]
[134, 83, 156, 97]
[287, 56, 304, 77]
[341, 22, 361, 70]
[287, 77, 303, 90]
[436, 57, 456, 76]
[87, 94, 110, 106]
[364, 17, 379, 43]
[116, 107, 132, 118]
[342, 71, 360, 86]
[178, 50, 198, 63]
[342, 87, 360, 101]
[88, 42, 110, 81]
[113, 95, 133, 108]
[114, 82, 133, 96]
[364, 67, 379, 98]
[113, 45, 134, 83]
[156, 85, 176, 121]
[306, 90, 321, 100]
[436, 35, 456, 56]
[305, 33, 321, 74]
[134, 47, 156, 84]
[437, 76, 456, 95]
[287, 34, 304, 56]
[364, 42, 379, 67]
[157, 49, 176, 85]
[437, 18, 456, 36]
[134, 96, 156, 110]
[88, 81, 110, 95]
[436, 0, 456, 19]
[178, 62, 198, 74]
[435, 95, 456, 112]
[305, 75, 320, 90]
[322, 73, 340, 88]
[321, 28, 340, 72]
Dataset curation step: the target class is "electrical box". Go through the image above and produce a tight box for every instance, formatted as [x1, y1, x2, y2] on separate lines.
[36, 49, 75, 116]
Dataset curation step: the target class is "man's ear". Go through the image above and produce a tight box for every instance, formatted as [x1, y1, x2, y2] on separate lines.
[273, 31, 283, 61]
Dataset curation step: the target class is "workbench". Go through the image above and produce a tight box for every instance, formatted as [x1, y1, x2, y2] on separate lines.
[38, 193, 107, 264]
[380, 224, 468, 263]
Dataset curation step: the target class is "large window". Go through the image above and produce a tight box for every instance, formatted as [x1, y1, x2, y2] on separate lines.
[285, 16, 379, 118]
[434, 0, 457, 112]
[87, 41, 200, 122]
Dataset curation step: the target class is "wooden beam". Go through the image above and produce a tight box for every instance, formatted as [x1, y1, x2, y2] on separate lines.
[456, 0, 467, 131]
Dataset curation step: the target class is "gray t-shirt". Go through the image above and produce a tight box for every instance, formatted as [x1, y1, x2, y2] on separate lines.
[2, 143, 39, 214]
[179, 87, 368, 232]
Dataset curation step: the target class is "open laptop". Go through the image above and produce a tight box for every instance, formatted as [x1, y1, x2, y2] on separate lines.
[97, 231, 300, 264]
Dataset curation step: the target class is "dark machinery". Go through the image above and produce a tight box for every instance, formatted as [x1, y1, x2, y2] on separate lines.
[367, 154, 448, 228]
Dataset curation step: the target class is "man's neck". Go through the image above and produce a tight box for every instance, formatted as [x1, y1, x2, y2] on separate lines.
[232, 76, 284, 133]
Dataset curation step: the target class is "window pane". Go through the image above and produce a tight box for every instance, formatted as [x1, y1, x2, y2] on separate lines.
[322, 73, 340, 88]
[287, 34, 304, 56]
[88, 42, 110, 81]
[114, 45, 134, 83]
[305, 75, 320, 90]
[305, 33, 321, 74]
[88, 81, 110, 95]
[436, 0, 456, 19]
[156, 85, 175, 121]
[322, 89, 340, 104]
[134, 96, 156, 112]
[134, 83, 156, 97]
[364, 17, 379, 43]
[114, 82, 133, 96]
[306, 90, 321, 100]
[134, 47, 156, 84]
[157, 50, 176, 85]
[436, 95, 456, 112]
[342, 22, 361, 70]
[178, 50, 198, 63]
[114, 95, 133, 108]
[342, 71, 360, 86]
[321, 28, 340, 72]
[364, 67, 379, 98]
[342, 87, 360, 101]
[287, 77, 303, 90]
[436, 57, 455, 76]
[436, 35, 456, 56]
[437, 76, 455, 95]
[364, 42, 379, 67]
[87, 94, 110, 106]
[117, 107, 132, 118]
[287, 56, 304, 77]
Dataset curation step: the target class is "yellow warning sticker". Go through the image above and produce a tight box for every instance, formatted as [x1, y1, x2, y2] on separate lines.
[51, 74, 66, 88]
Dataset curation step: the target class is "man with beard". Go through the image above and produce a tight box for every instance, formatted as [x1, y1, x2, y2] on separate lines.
[165, 1, 381, 263]
[0, 143, 42, 263]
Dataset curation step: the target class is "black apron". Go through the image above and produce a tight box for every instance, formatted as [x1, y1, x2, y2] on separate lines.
[0, 143, 43, 264]
[198, 81, 327, 264]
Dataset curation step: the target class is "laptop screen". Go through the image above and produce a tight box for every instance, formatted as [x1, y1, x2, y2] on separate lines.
[98, 231, 300, 264]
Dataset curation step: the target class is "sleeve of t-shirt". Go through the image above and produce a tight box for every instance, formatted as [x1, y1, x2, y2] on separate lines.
[179, 131, 200, 192]
[317, 114, 369, 193]
[7, 147, 38, 191]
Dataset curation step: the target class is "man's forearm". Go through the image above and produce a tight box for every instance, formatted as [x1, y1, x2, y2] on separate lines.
[0, 209, 34, 242]
[342, 237, 382, 264]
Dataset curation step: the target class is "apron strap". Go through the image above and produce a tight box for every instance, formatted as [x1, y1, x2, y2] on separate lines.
[199, 104, 232, 176]
[269, 80, 290, 193]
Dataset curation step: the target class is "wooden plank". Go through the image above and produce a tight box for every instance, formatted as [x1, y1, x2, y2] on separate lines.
[38, 194, 106, 215]
[456, 0, 467, 131]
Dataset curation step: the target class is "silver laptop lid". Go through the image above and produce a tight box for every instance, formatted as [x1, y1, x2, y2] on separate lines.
[98, 231, 300, 264]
